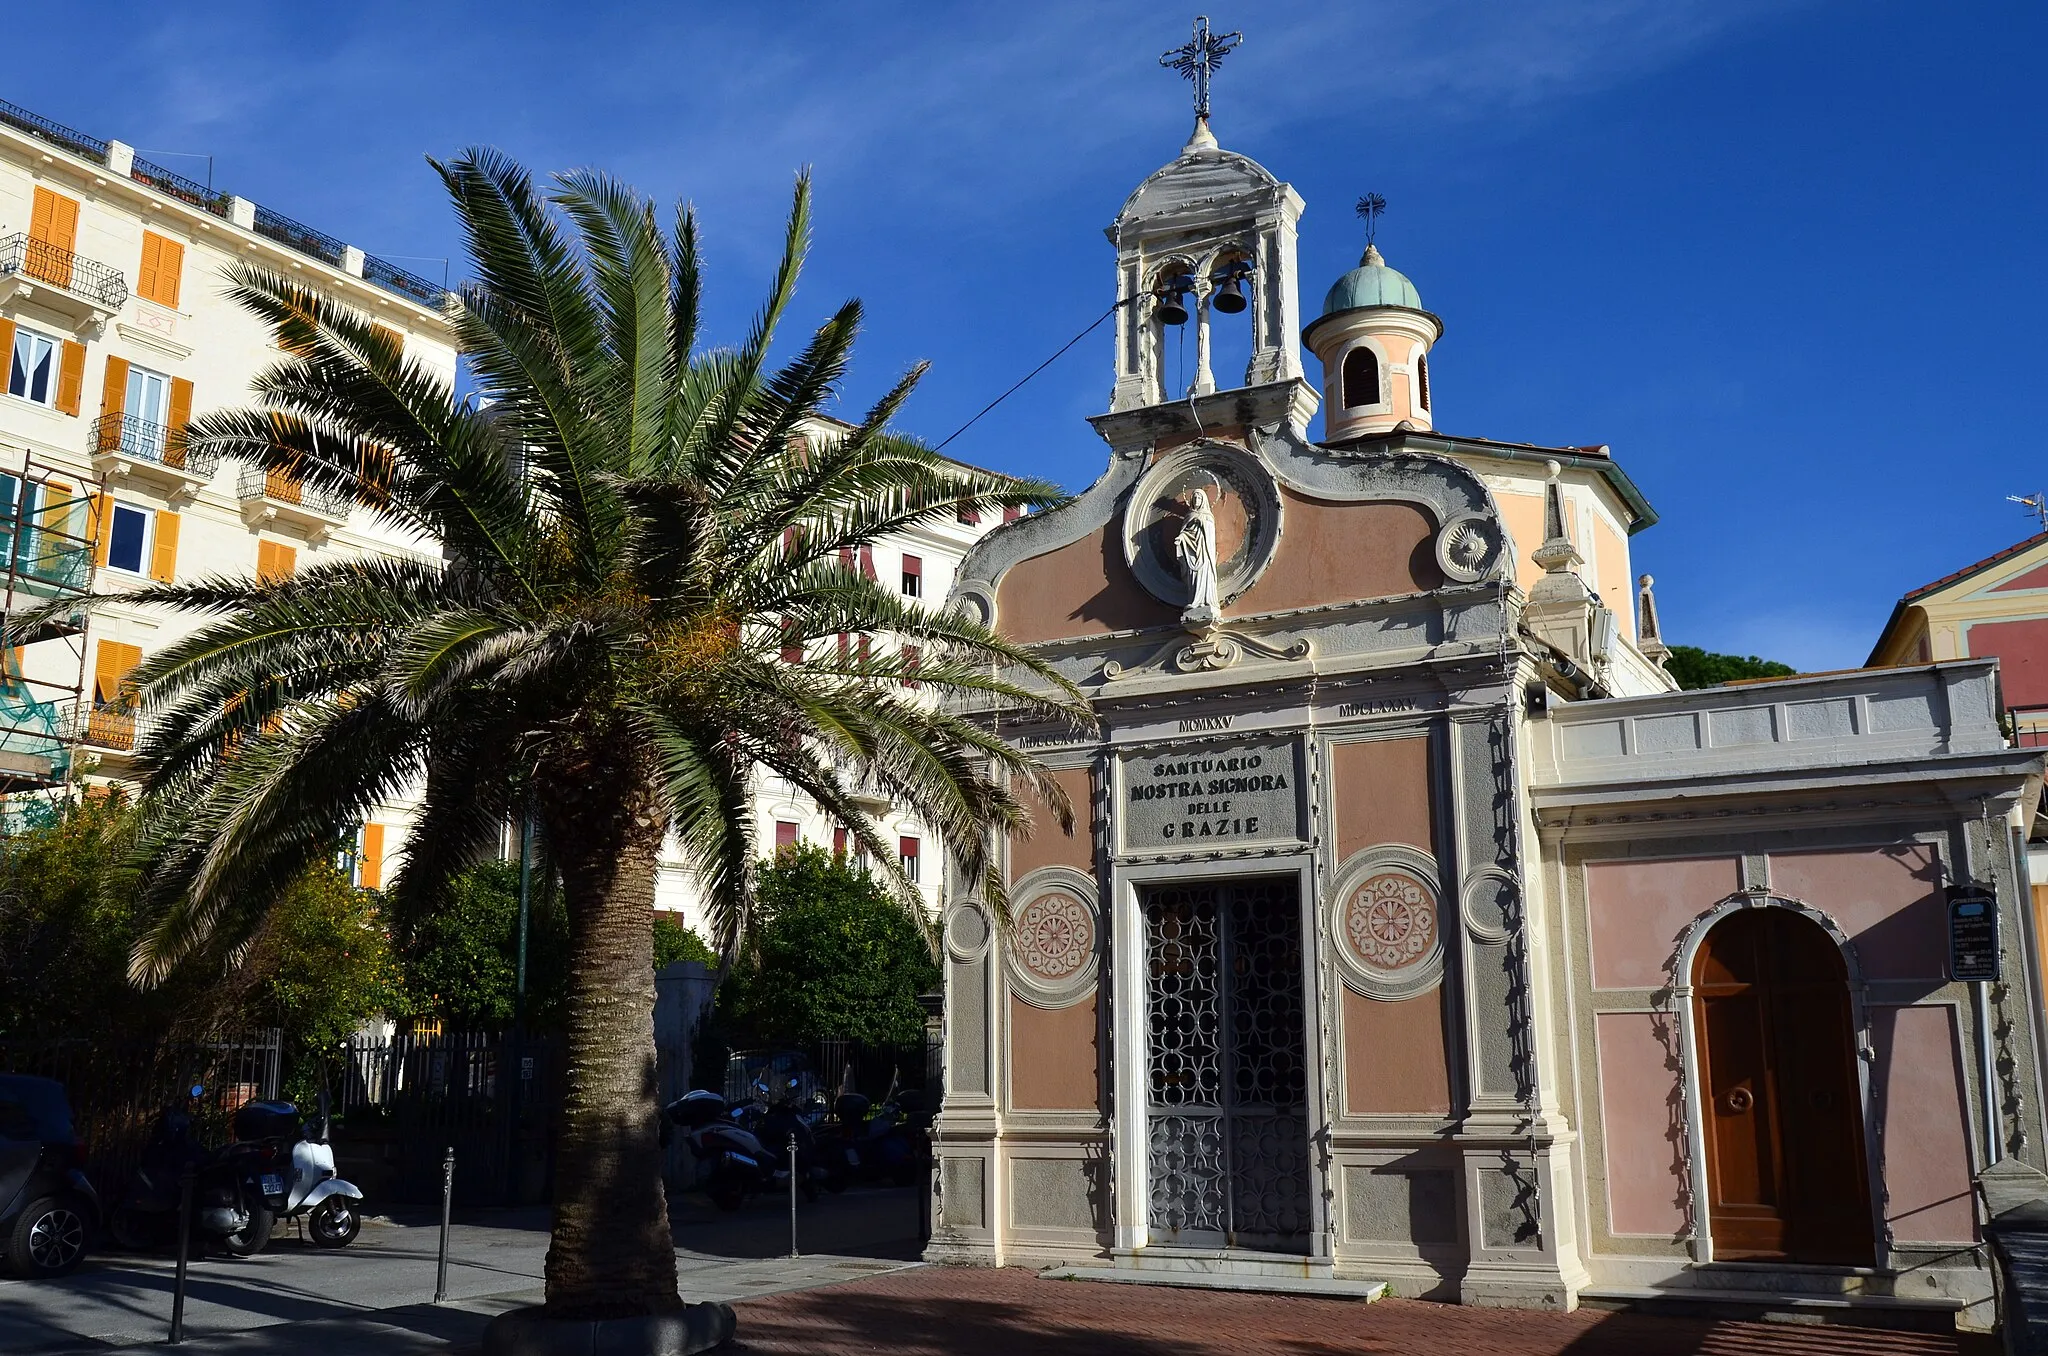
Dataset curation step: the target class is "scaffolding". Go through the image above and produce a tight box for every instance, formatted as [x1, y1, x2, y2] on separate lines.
[0, 446, 103, 805]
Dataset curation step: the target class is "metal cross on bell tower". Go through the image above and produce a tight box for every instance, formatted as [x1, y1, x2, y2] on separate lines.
[1160, 16, 1243, 123]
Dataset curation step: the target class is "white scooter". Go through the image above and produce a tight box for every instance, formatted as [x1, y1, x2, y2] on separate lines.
[232, 1094, 364, 1247]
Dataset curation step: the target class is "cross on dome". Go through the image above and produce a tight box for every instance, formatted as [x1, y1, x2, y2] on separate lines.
[1160, 16, 1243, 123]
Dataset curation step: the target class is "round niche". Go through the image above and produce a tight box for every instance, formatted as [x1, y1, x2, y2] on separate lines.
[1331, 846, 1445, 1000]
[1122, 442, 1282, 612]
[1004, 866, 1100, 1006]
[1435, 510, 1507, 584]
[944, 900, 992, 964]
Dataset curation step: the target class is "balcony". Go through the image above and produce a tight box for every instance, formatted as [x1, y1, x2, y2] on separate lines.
[91, 413, 220, 504]
[81, 700, 135, 754]
[237, 465, 350, 541]
[0, 233, 127, 329]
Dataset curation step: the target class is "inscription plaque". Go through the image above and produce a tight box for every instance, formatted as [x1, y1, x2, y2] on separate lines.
[1121, 736, 1302, 852]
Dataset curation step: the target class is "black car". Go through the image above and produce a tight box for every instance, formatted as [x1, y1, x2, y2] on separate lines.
[0, 1075, 98, 1276]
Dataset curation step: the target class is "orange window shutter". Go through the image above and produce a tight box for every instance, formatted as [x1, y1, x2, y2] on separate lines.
[100, 355, 129, 421]
[257, 540, 296, 582]
[373, 323, 403, 357]
[90, 493, 111, 567]
[94, 640, 141, 703]
[137, 234, 159, 303]
[55, 341, 85, 416]
[30, 187, 78, 251]
[139, 232, 183, 308]
[0, 319, 15, 371]
[150, 511, 179, 583]
[359, 824, 385, 890]
[167, 377, 193, 434]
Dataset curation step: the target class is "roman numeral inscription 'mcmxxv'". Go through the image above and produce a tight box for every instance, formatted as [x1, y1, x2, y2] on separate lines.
[1120, 737, 1303, 851]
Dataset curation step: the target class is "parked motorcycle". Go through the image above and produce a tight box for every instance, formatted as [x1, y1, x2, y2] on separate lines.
[110, 1087, 272, 1257]
[817, 1090, 925, 1190]
[229, 1096, 363, 1247]
[663, 1089, 800, 1211]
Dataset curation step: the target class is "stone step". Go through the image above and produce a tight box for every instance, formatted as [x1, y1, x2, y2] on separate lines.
[1580, 1285, 1962, 1334]
[1042, 1264, 1389, 1301]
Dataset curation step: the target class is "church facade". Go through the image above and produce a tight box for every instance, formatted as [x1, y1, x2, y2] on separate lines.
[927, 114, 2048, 1329]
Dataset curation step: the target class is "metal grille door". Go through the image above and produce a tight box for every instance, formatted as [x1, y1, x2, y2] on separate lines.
[1144, 877, 1310, 1252]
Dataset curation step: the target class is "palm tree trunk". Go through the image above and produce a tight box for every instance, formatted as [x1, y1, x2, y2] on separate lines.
[539, 742, 680, 1317]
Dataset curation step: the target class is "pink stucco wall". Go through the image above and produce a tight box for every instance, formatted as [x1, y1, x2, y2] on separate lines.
[1965, 616, 2048, 708]
[1584, 856, 1741, 990]
[1869, 1004, 1978, 1244]
[1767, 846, 1945, 982]
[1595, 1010, 1687, 1237]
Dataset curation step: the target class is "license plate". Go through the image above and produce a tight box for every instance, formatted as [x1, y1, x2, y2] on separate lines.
[846, 1149, 859, 1166]
[261, 1174, 284, 1197]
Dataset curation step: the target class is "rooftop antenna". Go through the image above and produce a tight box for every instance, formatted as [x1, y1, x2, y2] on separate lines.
[1355, 193, 1386, 248]
[2011, 492, 2048, 531]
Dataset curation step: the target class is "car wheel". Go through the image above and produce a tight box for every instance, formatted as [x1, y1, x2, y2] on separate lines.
[9, 1195, 90, 1277]
[220, 1205, 273, 1257]
[308, 1197, 360, 1248]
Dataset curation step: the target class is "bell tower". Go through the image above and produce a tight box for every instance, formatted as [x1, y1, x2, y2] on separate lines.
[1106, 24, 1305, 414]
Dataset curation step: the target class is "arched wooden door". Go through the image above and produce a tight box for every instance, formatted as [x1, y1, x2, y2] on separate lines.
[1692, 908, 1874, 1264]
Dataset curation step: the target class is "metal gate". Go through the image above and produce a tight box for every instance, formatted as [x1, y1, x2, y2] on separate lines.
[1143, 877, 1311, 1252]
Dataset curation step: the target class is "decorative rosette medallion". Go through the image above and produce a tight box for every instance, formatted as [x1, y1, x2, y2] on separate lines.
[1005, 867, 1100, 1006]
[1330, 846, 1445, 1000]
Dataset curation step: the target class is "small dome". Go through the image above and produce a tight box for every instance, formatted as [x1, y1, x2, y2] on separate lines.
[1114, 122, 1282, 229]
[1321, 245, 1423, 316]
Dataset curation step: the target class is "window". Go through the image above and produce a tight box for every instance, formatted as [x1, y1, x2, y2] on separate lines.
[105, 504, 149, 574]
[1418, 354, 1430, 412]
[899, 836, 921, 882]
[832, 826, 848, 857]
[774, 820, 800, 852]
[1003, 506, 1022, 524]
[1342, 346, 1380, 408]
[956, 502, 980, 526]
[356, 823, 386, 890]
[902, 643, 921, 688]
[8, 326, 56, 406]
[256, 540, 298, 582]
[858, 546, 876, 582]
[901, 553, 922, 597]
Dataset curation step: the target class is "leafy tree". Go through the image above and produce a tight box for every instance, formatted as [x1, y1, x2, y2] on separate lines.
[653, 914, 715, 969]
[247, 864, 407, 1103]
[1664, 645, 1796, 691]
[393, 859, 568, 1030]
[80, 155, 1086, 1317]
[718, 845, 939, 1048]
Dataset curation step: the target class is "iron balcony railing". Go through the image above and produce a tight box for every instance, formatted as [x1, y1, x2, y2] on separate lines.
[129, 156, 231, 219]
[363, 254, 447, 306]
[83, 700, 136, 752]
[91, 412, 220, 477]
[236, 464, 351, 519]
[252, 204, 347, 268]
[2006, 704, 2048, 749]
[0, 233, 128, 310]
[0, 522, 92, 596]
[0, 99, 108, 164]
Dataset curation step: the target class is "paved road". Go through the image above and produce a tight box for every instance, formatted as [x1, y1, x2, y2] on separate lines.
[0, 1184, 924, 1354]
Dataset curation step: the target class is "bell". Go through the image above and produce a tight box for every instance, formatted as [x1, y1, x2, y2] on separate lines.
[1156, 287, 1190, 326]
[1210, 270, 1248, 314]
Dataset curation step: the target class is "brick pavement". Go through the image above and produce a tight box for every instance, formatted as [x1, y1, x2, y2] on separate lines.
[728, 1265, 1999, 1356]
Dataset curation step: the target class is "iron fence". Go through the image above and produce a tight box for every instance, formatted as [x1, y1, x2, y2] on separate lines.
[236, 464, 352, 519]
[0, 1031, 282, 1202]
[2009, 704, 2048, 749]
[726, 1033, 942, 1106]
[0, 233, 129, 310]
[91, 412, 219, 477]
[333, 1030, 557, 1205]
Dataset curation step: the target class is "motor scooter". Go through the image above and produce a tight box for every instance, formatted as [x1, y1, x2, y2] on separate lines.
[230, 1094, 364, 1247]
[110, 1086, 272, 1257]
[663, 1090, 785, 1211]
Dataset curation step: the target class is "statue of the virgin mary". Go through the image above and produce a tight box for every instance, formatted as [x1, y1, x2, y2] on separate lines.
[1175, 488, 1220, 625]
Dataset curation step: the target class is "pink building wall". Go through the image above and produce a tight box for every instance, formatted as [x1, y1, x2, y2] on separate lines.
[1965, 616, 2048, 708]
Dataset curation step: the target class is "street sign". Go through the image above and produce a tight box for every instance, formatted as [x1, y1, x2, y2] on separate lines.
[521, 1056, 535, 1081]
[1948, 885, 2000, 982]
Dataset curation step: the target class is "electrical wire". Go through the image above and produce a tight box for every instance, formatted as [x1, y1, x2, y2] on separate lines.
[932, 297, 1134, 453]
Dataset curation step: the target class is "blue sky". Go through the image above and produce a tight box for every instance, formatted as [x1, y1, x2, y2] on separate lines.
[18, 1, 2046, 669]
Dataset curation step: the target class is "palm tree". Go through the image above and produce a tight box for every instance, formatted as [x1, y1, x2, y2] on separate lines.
[96, 152, 1087, 1317]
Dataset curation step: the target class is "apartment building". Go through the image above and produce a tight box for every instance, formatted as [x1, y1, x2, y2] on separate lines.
[0, 97, 458, 888]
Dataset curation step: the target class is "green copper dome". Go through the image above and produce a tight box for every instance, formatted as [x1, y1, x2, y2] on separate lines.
[1321, 244, 1423, 316]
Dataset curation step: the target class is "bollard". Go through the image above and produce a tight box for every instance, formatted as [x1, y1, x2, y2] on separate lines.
[787, 1134, 799, 1260]
[169, 1167, 195, 1344]
[434, 1146, 455, 1303]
